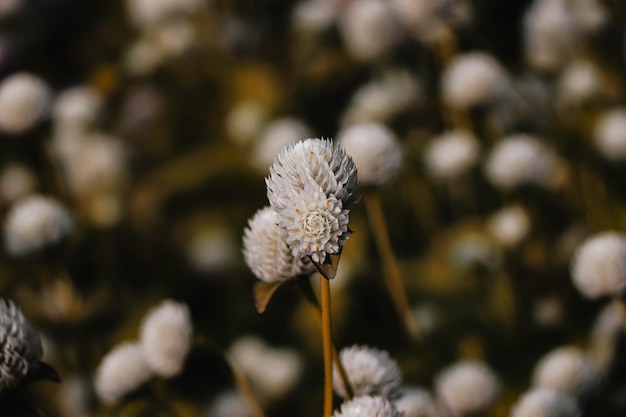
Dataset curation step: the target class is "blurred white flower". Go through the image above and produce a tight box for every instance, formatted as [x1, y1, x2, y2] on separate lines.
[511, 387, 581, 417]
[94, 342, 152, 405]
[0, 72, 51, 134]
[291, 0, 338, 33]
[139, 299, 193, 378]
[570, 231, 626, 299]
[435, 360, 499, 416]
[486, 205, 530, 248]
[557, 60, 603, 106]
[252, 117, 312, 173]
[0, 163, 36, 203]
[0, 0, 21, 19]
[334, 345, 402, 400]
[424, 130, 479, 181]
[126, 0, 202, 29]
[226, 100, 269, 146]
[228, 335, 305, 402]
[207, 390, 253, 417]
[187, 225, 239, 274]
[339, 122, 402, 186]
[532, 295, 564, 328]
[4, 195, 73, 256]
[390, 0, 472, 43]
[339, 0, 396, 62]
[243, 206, 315, 284]
[333, 395, 403, 417]
[266, 138, 359, 263]
[532, 346, 603, 402]
[442, 53, 507, 109]
[588, 302, 623, 371]
[593, 108, 626, 162]
[395, 386, 443, 417]
[58, 375, 93, 417]
[52, 86, 103, 135]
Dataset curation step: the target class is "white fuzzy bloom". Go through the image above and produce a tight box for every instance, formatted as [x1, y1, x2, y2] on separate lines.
[592, 108, 626, 162]
[557, 61, 603, 106]
[252, 117, 312, 173]
[339, 0, 396, 62]
[390, 0, 471, 43]
[334, 345, 402, 400]
[511, 388, 581, 417]
[435, 360, 499, 416]
[486, 205, 530, 248]
[485, 134, 567, 190]
[0, 299, 44, 390]
[588, 302, 623, 371]
[94, 342, 152, 405]
[339, 123, 402, 186]
[0, 72, 51, 134]
[126, 0, 202, 28]
[4, 195, 73, 256]
[532, 346, 603, 401]
[243, 206, 315, 283]
[52, 86, 103, 135]
[228, 336, 304, 402]
[570, 232, 626, 299]
[226, 101, 269, 146]
[0, 163, 36, 203]
[207, 390, 253, 417]
[187, 226, 239, 274]
[395, 387, 442, 417]
[442, 53, 507, 110]
[424, 130, 479, 181]
[333, 395, 404, 417]
[292, 0, 338, 33]
[266, 138, 359, 263]
[139, 300, 192, 378]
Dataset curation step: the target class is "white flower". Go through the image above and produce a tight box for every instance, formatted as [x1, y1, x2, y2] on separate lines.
[511, 388, 581, 417]
[0, 299, 44, 390]
[390, 0, 472, 43]
[339, 122, 402, 186]
[139, 299, 193, 378]
[0, 72, 51, 134]
[424, 130, 480, 181]
[334, 345, 402, 400]
[243, 206, 315, 283]
[226, 100, 268, 146]
[570, 232, 626, 299]
[4, 195, 73, 256]
[395, 387, 442, 417]
[532, 346, 603, 401]
[588, 302, 623, 371]
[435, 360, 499, 416]
[484, 134, 567, 190]
[207, 390, 253, 417]
[593, 108, 626, 162]
[486, 205, 531, 248]
[266, 138, 359, 263]
[94, 342, 152, 405]
[291, 0, 338, 33]
[126, 0, 202, 28]
[252, 117, 312, 172]
[52, 86, 103, 135]
[339, 0, 396, 62]
[0, 163, 36, 203]
[442, 53, 507, 109]
[228, 336, 304, 402]
[333, 395, 404, 417]
[557, 61, 603, 106]
[188, 226, 239, 274]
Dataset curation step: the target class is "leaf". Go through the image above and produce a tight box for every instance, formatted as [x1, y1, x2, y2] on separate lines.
[310, 250, 342, 280]
[253, 281, 285, 314]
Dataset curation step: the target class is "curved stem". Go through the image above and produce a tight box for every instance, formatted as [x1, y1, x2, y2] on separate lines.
[364, 193, 421, 343]
[320, 275, 334, 417]
[227, 357, 267, 417]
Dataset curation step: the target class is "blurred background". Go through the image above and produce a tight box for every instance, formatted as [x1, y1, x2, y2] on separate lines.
[0, 0, 626, 416]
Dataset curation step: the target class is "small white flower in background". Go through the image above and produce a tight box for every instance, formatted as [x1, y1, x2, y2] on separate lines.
[291, 0, 338, 33]
[0, 72, 51, 135]
[486, 205, 530, 248]
[339, 122, 402, 187]
[0, 0, 21, 19]
[339, 0, 396, 62]
[588, 302, 623, 372]
[557, 60, 603, 106]
[187, 225, 239, 274]
[0, 163, 36, 203]
[484, 134, 568, 190]
[395, 387, 442, 417]
[251, 117, 312, 173]
[4, 194, 73, 256]
[52, 85, 103, 135]
[243, 206, 315, 284]
[94, 342, 152, 405]
[139, 299, 193, 378]
[435, 360, 499, 416]
[333, 345, 402, 400]
[511, 387, 581, 417]
[266, 138, 359, 264]
[126, 0, 202, 29]
[333, 395, 404, 417]
[123, 36, 167, 77]
[423, 130, 480, 182]
[570, 231, 626, 299]
[532, 295, 564, 328]
[592, 108, 626, 162]
[228, 335, 305, 402]
[531, 346, 603, 402]
[226, 100, 269, 146]
[390, 0, 472, 44]
[442, 52, 507, 110]
[207, 390, 253, 417]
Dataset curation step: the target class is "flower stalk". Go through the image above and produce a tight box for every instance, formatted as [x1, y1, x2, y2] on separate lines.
[320, 275, 334, 417]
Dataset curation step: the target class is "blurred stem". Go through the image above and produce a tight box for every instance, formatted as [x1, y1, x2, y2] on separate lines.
[227, 357, 267, 417]
[320, 275, 334, 417]
[613, 297, 626, 331]
[364, 193, 421, 343]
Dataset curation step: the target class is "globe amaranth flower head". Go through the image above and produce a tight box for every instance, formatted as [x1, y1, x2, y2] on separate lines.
[333, 395, 404, 417]
[511, 388, 581, 417]
[266, 138, 359, 264]
[333, 345, 402, 400]
[0, 299, 59, 391]
[243, 206, 315, 284]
